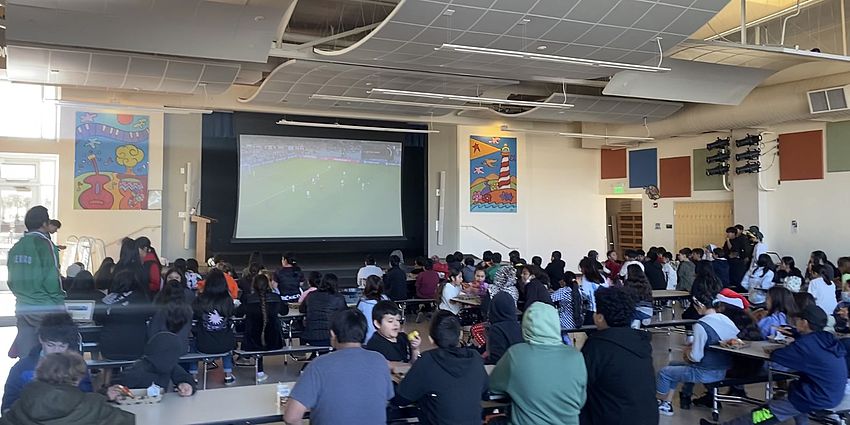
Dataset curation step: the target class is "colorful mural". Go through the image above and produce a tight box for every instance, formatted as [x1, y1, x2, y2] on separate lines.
[469, 135, 517, 213]
[74, 112, 150, 210]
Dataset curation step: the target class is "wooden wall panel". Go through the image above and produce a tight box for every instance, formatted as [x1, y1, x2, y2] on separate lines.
[601, 148, 627, 179]
[660, 156, 691, 198]
[779, 130, 824, 181]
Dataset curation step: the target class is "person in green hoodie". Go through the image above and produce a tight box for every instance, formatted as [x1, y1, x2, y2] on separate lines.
[490, 302, 587, 425]
[0, 351, 134, 425]
[8, 206, 64, 357]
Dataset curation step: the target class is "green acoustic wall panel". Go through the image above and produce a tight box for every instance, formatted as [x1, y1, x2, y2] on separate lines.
[693, 148, 725, 191]
[827, 121, 850, 172]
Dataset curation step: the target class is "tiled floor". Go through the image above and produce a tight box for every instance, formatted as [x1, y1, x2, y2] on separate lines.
[0, 310, 798, 424]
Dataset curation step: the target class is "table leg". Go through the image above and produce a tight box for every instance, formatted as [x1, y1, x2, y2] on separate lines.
[766, 362, 773, 400]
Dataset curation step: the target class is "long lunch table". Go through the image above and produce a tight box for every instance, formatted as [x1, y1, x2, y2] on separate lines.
[652, 290, 691, 320]
[709, 340, 792, 401]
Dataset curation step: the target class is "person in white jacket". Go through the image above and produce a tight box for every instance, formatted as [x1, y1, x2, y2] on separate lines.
[743, 254, 775, 305]
[662, 251, 678, 290]
[808, 264, 838, 315]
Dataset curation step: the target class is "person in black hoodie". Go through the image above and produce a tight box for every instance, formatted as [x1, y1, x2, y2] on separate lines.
[702, 304, 848, 425]
[110, 331, 196, 397]
[383, 255, 408, 301]
[236, 272, 288, 382]
[66, 271, 105, 304]
[545, 251, 566, 289]
[580, 287, 658, 425]
[300, 273, 347, 347]
[485, 292, 522, 365]
[393, 310, 488, 425]
[643, 248, 667, 290]
[97, 270, 154, 360]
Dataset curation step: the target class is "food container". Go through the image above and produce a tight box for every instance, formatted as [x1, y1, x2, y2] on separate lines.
[115, 388, 162, 405]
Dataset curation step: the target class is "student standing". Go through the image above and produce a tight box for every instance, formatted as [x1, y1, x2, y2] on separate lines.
[552, 272, 583, 334]
[7, 206, 65, 357]
[580, 287, 657, 425]
[545, 251, 567, 287]
[579, 257, 604, 325]
[438, 270, 464, 315]
[676, 248, 696, 292]
[703, 304, 847, 425]
[284, 309, 394, 425]
[662, 251, 678, 291]
[300, 273, 347, 347]
[490, 302, 587, 425]
[365, 301, 421, 363]
[619, 250, 645, 278]
[275, 253, 304, 302]
[393, 311, 488, 425]
[136, 237, 162, 294]
[712, 248, 731, 288]
[602, 250, 622, 279]
[643, 248, 667, 290]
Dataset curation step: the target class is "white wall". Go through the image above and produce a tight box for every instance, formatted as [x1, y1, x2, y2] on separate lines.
[161, 114, 203, 261]
[450, 123, 607, 270]
[1, 106, 165, 261]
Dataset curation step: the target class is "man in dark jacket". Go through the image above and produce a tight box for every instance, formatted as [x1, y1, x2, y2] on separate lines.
[702, 304, 848, 425]
[581, 287, 658, 425]
[393, 311, 488, 425]
[112, 332, 196, 396]
[2, 313, 92, 413]
[485, 292, 522, 365]
[545, 251, 566, 288]
[643, 249, 667, 290]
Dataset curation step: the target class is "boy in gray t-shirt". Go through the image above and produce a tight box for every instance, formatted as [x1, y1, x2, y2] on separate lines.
[284, 308, 393, 425]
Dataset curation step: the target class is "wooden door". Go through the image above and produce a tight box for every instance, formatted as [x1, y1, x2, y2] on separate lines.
[674, 201, 733, 250]
[616, 212, 643, 255]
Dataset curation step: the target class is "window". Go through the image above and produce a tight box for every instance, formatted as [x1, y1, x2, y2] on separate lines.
[0, 81, 58, 139]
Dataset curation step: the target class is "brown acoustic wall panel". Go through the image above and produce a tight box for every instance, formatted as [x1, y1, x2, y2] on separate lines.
[779, 130, 824, 181]
[660, 156, 691, 198]
[601, 148, 627, 179]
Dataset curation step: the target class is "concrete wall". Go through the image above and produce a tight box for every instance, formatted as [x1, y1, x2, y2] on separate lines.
[161, 114, 203, 261]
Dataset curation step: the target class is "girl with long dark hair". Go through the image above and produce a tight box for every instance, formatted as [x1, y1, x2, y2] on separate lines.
[744, 254, 775, 305]
[237, 272, 286, 383]
[299, 273, 346, 347]
[98, 270, 153, 360]
[192, 269, 236, 384]
[93, 257, 115, 292]
[579, 257, 605, 325]
[757, 286, 798, 339]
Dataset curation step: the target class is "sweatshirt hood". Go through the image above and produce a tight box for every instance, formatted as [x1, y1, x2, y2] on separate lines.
[431, 347, 479, 378]
[16, 381, 85, 421]
[808, 331, 847, 358]
[521, 302, 562, 345]
[593, 327, 653, 358]
[143, 332, 183, 374]
[490, 292, 518, 323]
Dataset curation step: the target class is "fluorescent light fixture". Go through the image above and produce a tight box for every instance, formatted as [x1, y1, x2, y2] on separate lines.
[308, 94, 492, 111]
[500, 125, 653, 142]
[436, 44, 671, 73]
[277, 118, 439, 134]
[54, 101, 212, 114]
[369, 88, 574, 110]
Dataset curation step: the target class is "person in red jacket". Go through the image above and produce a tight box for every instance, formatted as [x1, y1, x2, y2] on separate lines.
[136, 237, 162, 294]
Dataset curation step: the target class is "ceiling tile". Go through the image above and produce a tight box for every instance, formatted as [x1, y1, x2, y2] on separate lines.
[574, 25, 627, 46]
[90, 54, 130, 74]
[602, 1, 653, 27]
[491, 0, 537, 13]
[528, 0, 580, 18]
[469, 10, 526, 35]
[635, 4, 687, 32]
[566, 0, 619, 23]
[127, 57, 166, 77]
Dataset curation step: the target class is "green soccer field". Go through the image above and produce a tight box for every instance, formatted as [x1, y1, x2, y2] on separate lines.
[236, 158, 403, 238]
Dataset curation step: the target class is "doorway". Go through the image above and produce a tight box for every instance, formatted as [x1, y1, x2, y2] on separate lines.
[606, 198, 643, 257]
[674, 201, 734, 250]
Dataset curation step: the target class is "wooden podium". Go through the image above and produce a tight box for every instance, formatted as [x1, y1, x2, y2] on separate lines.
[190, 215, 217, 263]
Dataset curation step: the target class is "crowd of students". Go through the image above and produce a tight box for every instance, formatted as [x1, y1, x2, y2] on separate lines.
[5, 205, 850, 424]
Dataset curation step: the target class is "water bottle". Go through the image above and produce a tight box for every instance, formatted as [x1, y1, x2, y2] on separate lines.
[277, 382, 291, 408]
[147, 382, 160, 398]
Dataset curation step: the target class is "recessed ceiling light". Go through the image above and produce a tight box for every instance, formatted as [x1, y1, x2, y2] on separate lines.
[254, 16, 265, 22]
[519, 18, 531, 25]
[365, 82, 373, 86]
[443, 9, 455, 16]
[536, 45, 547, 51]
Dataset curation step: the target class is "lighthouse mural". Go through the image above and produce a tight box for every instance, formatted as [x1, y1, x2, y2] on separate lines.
[469, 135, 517, 213]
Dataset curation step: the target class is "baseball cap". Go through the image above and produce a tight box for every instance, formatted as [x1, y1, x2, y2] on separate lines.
[797, 304, 828, 331]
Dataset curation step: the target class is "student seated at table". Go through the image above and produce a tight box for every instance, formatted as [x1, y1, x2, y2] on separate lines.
[807, 264, 838, 316]
[191, 269, 236, 385]
[383, 255, 408, 301]
[357, 275, 389, 343]
[365, 301, 421, 363]
[702, 304, 848, 425]
[415, 258, 440, 300]
[284, 309, 394, 425]
[757, 286, 798, 339]
[2, 313, 92, 413]
[519, 265, 553, 311]
[148, 278, 194, 348]
[743, 254, 776, 306]
[298, 271, 322, 304]
[490, 302, 588, 425]
[580, 287, 657, 425]
[65, 271, 105, 305]
[392, 310, 489, 424]
[437, 269, 464, 315]
[197, 261, 239, 300]
[300, 273, 347, 347]
[656, 279, 737, 416]
[624, 265, 654, 329]
[237, 271, 288, 382]
[0, 352, 134, 425]
[110, 331, 196, 397]
[486, 292, 522, 365]
[98, 270, 154, 360]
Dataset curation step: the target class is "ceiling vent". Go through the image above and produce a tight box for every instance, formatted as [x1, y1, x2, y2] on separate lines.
[807, 86, 850, 114]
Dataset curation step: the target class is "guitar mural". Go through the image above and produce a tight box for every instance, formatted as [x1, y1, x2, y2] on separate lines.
[74, 112, 150, 210]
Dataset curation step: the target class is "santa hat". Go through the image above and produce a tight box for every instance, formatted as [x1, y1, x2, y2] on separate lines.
[718, 288, 750, 310]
